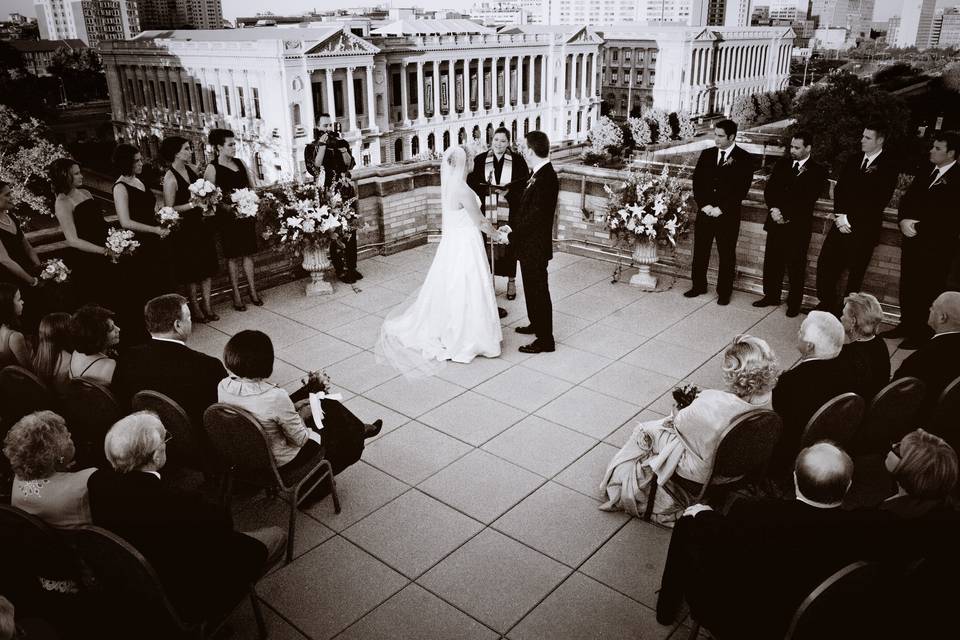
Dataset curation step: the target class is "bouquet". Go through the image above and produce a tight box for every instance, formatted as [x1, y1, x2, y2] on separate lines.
[260, 178, 355, 253]
[230, 188, 260, 219]
[38, 258, 70, 284]
[672, 384, 701, 411]
[104, 228, 140, 263]
[157, 206, 180, 230]
[188, 179, 222, 215]
[603, 166, 694, 249]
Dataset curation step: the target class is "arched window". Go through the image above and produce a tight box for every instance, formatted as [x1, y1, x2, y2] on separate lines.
[535, 116, 540, 130]
[394, 138, 403, 162]
[411, 135, 420, 155]
[486, 123, 493, 144]
[293, 103, 301, 126]
[458, 127, 466, 144]
[472, 125, 481, 142]
[427, 133, 435, 151]
[523, 118, 529, 135]
[511, 120, 517, 143]
[442, 130, 450, 149]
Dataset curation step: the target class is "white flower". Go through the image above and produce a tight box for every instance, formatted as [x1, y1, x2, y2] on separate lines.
[231, 188, 260, 219]
[104, 228, 140, 263]
[157, 206, 180, 228]
[641, 213, 657, 227]
[302, 218, 316, 233]
[39, 258, 70, 283]
[285, 216, 303, 229]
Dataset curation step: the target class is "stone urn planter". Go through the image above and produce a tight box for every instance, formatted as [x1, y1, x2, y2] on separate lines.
[629, 241, 659, 290]
[301, 241, 334, 296]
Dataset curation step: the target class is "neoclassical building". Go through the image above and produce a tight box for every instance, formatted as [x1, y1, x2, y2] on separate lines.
[99, 21, 603, 184]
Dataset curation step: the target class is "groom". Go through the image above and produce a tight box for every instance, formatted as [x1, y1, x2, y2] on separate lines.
[499, 131, 557, 354]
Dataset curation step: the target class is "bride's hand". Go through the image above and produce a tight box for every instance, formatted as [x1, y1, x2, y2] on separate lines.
[480, 220, 496, 235]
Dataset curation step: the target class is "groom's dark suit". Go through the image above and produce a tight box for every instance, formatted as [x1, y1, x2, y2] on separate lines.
[507, 161, 558, 346]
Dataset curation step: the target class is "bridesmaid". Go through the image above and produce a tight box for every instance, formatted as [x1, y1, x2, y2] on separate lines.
[0, 179, 44, 332]
[112, 143, 171, 345]
[161, 136, 220, 322]
[205, 128, 262, 312]
[50, 158, 114, 311]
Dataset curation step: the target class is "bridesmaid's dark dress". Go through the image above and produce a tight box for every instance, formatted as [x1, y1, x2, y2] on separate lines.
[67, 197, 115, 310]
[170, 166, 219, 283]
[0, 215, 46, 331]
[212, 159, 258, 259]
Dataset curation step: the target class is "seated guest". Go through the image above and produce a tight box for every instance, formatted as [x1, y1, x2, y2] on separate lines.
[882, 428, 958, 517]
[770, 311, 856, 478]
[893, 291, 960, 412]
[31, 312, 73, 395]
[657, 442, 868, 640]
[3, 411, 95, 527]
[67, 305, 119, 386]
[113, 294, 227, 428]
[600, 335, 780, 525]
[218, 330, 380, 477]
[0, 282, 31, 368]
[87, 412, 285, 623]
[838, 292, 890, 401]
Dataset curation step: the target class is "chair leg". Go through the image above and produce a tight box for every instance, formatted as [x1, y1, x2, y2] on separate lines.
[249, 589, 267, 640]
[643, 481, 659, 521]
[285, 489, 297, 565]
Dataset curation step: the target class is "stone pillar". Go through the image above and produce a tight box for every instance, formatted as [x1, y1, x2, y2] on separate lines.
[580, 52, 587, 102]
[416, 61, 426, 122]
[400, 62, 410, 125]
[590, 52, 598, 98]
[365, 65, 376, 131]
[445, 59, 454, 117]
[325, 67, 336, 122]
[432, 59, 441, 120]
[345, 66, 357, 132]
[477, 56, 486, 115]
[527, 54, 535, 106]
[490, 55, 499, 110]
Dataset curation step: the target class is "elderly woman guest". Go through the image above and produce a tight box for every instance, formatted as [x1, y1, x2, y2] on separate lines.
[0, 283, 31, 368]
[31, 312, 73, 394]
[68, 305, 119, 386]
[883, 429, 958, 516]
[50, 157, 114, 309]
[218, 330, 380, 478]
[600, 335, 780, 525]
[839, 292, 890, 401]
[161, 136, 219, 323]
[3, 411, 96, 527]
[205, 129, 262, 312]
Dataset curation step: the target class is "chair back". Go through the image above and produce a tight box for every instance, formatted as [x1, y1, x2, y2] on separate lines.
[784, 561, 885, 640]
[858, 377, 926, 453]
[203, 403, 282, 486]
[0, 504, 85, 591]
[68, 525, 189, 637]
[705, 408, 782, 489]
[132, 390, 216, 472]
[930, 374, 960, 439]
[800, 393, 865, 450]
[0, 365, 57, 429]
[61, 378, 123, 466]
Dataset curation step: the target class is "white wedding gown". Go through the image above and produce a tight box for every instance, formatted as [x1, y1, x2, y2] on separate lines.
[377, 189, 502, 375]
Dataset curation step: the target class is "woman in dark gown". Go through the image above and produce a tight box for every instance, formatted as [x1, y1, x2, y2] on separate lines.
[161, 136, 220, 322]
[205, 128, 262, 312]
[50, 158, 115, 311]
[0, 179, 46, 332]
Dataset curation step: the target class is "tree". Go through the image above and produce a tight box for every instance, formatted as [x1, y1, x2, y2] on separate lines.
[645, 108, 673, 143]
[753, 93, 777, 122]
[674, 111, 696, 140]
[47, 47, 108, 102]
[943, 63, 960, 93]
[587, 115, 624, 153]
[627, 116, 652, 147]
[791, 71, 911, 175]
[731, 96, 757, 125]
[0, 105, 67, 220]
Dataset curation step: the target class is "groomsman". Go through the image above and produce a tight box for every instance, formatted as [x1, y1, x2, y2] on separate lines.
[814, 123, 899, 315]
[686, 119, 754, 305]
[754, 132, 828, 317]
[879, 131, 960, 349]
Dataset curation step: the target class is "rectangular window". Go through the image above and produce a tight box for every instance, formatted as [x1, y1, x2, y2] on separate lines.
[252, 88, 261, 119]
[612, 49, 618, 61]
[391, 72, 401, 107]
[222, 85, 231, 115]
[127, 78, 136, 105]
[210, 86, 218, 114]
[148, 80, 156, 106]
[172, 83, 179, 110]
[238, 87, 245, 118]
[137, 79, 145, 105]
[159, 81, 168, 108]
[254, 152, 264, 180]
[354, 78, 364, 115]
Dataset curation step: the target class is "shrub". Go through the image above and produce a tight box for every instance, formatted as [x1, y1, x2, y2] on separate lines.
[587, 115, 624, 154]
[627, 116, 652, 148]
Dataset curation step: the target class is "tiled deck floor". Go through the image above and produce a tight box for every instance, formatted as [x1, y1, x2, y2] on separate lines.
[192, 244, 912, 640]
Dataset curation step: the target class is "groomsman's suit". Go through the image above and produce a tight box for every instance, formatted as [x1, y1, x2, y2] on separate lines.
[893, 161, 960, 341]
[815, 150, 899, 313]
[761, 155, 829, 313]
[690, 144, 755, 301]
[507, 160, 558, 349]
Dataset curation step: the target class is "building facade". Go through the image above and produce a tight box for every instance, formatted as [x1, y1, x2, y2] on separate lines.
[600, 25, 793, 118]
[35, 0, 140, 46]
[138, 0, 224, 31]
[8, 37, 87, 75]
[99, 23, 602, 183]
[896, 0, 937, 48]
[543, 0, 643, 25]
[937, 8, 960, 47]
[807, 0, 850, 29]
[468, 3, 528, 26]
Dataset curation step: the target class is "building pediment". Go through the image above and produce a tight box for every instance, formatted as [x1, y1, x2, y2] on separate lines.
[694, 29, 721, 42]
[305, 29, 380, 57]
[564, 26, 604, 45]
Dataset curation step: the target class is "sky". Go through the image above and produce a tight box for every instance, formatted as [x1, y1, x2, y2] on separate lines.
[4, 0, 959, 25]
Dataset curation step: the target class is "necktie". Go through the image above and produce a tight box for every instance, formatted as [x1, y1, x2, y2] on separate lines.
[718, 150, 726, 166]
[860, 156, 869, 172]
[792, 161, 800, 175]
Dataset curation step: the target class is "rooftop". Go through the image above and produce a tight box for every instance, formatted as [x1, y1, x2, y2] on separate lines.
[370, 19, 494, 36]
[8, 38, 86, 52]
[132, 26, 343, 42]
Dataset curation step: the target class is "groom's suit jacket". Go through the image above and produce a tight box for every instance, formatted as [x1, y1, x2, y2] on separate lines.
[508, 162, 558, 262]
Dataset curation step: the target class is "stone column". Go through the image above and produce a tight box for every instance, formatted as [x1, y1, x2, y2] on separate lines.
[445, 59, 454, 117]
[365, 64, 376, 131]
[345, 66, 357, 132]
[432, 59, 441, 119]
[325, 67, 336, 122]
[590, 52, 598, 98]
[400, 62, 410, 125]
[580, 52, 587, 102]
[477, 56, 486, 115]
[490, 55, 499, 110]
[527, 54, 535, 106]
[416, 61, 426, 122]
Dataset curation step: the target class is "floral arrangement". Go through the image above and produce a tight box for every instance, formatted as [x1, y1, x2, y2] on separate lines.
[260, 177, 357, 253]
[157, 206, 180, 229]
[104, 228, 140, 263]
[187, 179, 221, 214]
[230, 188, 260, 219]
[602, 166, 694, 248]
[38, 258, 70, 284]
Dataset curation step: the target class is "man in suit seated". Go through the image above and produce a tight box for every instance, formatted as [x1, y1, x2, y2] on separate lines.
[657, 442, 870, 640]
[113, 293, 227, 429]
[769, 311, 857, 478]
[893, 291, 960, 415]
[87, 412, 286, 624]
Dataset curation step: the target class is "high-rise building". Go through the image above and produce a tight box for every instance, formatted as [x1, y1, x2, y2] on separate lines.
[886, 15, 900, 44]
[769, 0, 801, 21]
[896, 0, 936, 48]
[35, 0, 140, 46]
[935, 7, 960, 47]
[468, 2, 528, 26]
[544, 0, 643, 24]
[704, 0, 753, 27]
[807, 0, 850, 29]
[139, 1, 223, 31]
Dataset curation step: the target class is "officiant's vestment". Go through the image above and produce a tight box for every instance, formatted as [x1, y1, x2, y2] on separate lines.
[815, 150, 898, 313]
[467, 149, 529, 278]
[761, 156, 828, 310]
[690, 145, 754, 298]
[508, 162, 558, 345]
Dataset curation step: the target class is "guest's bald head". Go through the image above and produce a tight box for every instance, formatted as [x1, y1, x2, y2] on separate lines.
[928, 292, 960, 334]
[794, 441, 854, 506]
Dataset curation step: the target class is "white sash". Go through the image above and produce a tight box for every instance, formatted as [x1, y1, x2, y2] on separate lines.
[482, 151, 513, 223]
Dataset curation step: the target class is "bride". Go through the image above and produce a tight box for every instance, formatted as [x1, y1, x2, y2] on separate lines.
[377, 146, 503, 375]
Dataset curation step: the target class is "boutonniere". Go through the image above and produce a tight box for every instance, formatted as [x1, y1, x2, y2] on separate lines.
[796, 165, 807, 176]
[525, 176, 537, 190]
[931, 176, 948, 188]
[722, 156, 735, 167]
[864, 165, 878, 175]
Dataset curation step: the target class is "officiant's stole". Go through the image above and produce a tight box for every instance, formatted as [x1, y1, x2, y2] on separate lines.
[482, 151, 513, 223]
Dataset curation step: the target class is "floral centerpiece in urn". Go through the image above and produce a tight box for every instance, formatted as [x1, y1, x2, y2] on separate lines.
[261, 176, 358, 296]
[602, 166, 693, 289]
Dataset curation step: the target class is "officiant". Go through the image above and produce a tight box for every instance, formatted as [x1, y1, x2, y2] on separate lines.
[468, 127, 529, 305]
